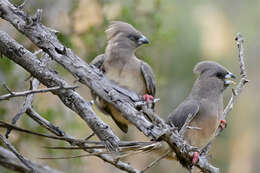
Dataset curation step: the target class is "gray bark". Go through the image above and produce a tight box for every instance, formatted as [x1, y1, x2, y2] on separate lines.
[0, 146, 63, 173]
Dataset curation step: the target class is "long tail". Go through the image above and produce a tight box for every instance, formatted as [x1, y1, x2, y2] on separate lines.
[40, 141, 165, 160]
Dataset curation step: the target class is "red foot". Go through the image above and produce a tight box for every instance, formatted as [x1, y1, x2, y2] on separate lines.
[143, 94, 154, 102]
[220, 119, 227, 129]
[192, 152, 199, 164]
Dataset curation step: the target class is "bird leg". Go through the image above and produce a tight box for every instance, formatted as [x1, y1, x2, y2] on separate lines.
[143, 94, 154, 102]
[192, 151, 199, 164]
[219, 119, 227, 129]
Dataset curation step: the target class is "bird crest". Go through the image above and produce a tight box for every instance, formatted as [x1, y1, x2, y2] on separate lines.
[193, 61, 229, 75]
[105, 21, 140, 40]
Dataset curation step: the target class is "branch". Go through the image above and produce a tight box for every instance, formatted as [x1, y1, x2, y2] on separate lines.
[140, 150, 172, 173]
[0, 84, 78, 101]
[26, 108, 65, 136]
[201, 33, 249, 155]
[0, 146, 63, 173]
[0, 30, 119, 151]
[0, 0, 164, 140]
[0, 121, 140, 173]
[0, 134, 34, 172]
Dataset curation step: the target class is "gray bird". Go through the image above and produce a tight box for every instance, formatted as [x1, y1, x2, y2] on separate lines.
[165, 61, 236, 163]
[90, 21, 156, 133]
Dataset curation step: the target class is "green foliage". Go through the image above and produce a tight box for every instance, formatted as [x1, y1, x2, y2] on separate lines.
[57, 33, 73, 49]
[0, 107, 7, 116]
[0, 56, 13, 74]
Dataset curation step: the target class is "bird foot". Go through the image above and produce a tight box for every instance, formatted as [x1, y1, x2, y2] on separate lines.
[192, 152, 199, 164]
[143, 94, 154, 102]
[219, 119, 227, 129]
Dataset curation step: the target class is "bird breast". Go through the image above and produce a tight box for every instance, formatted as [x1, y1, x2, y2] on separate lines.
[104, 60, 147, 95]
[185, 100, 220, 149]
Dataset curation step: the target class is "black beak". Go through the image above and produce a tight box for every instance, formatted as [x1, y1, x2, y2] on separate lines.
[138, 35, 149, 45]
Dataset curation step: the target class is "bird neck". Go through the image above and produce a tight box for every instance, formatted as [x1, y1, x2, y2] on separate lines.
[105, 40, 136, 61]
[190, 78, 224, 100]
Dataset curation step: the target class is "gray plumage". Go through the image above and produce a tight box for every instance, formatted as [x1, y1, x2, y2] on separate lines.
[90, 21, 156, 133]
[167, 61, 235, 149]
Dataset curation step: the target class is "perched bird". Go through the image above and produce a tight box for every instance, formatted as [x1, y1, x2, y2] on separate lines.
[41, 61, 236, 167]
[90, 21, 156, 133]
[165, 61, 236, 163]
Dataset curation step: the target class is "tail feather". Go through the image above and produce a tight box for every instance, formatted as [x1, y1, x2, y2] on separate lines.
[40, 141, 164, 160]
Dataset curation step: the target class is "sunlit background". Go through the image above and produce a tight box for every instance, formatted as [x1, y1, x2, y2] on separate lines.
[0, 0, 259, 172]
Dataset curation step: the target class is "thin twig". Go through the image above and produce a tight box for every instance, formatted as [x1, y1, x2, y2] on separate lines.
[134, 98, 160, 107]
[0, 120, 139, 173]
[17, 0, 27, 9]
[179, 113, 193, 137]
[0, 134, 34, 172]
[201, 33, 249, 155]
[26, 108, 65, 136]
[0, 85, 78, 101]
[186, 126, 201, 130]
[2, 83, 14, 95]
[5, 78, 40, 138]
[140, 150, 172, 173]
[85, 132, 95, 141]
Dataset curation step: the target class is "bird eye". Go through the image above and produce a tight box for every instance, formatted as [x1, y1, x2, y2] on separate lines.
[128, 34, 139, 42]
[216, 72, 223, 78]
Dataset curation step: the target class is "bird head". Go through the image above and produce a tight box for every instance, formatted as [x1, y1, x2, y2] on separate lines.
[193, 61, 236, 91]
[105, 21, 149, 50]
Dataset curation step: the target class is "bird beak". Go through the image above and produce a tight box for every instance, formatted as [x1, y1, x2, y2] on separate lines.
[138, 35, 150, 45]
[224, 72, 236, 85]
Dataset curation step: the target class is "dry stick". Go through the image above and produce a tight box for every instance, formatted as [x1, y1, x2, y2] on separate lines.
[0, 146, 63, 173]
[0, 121, 73, 142]
[0, 0, 164, 140]
[201, 33, 249, 155]
[26, 108, 65, 136]
[0, 31, 120, 152]
[85, 132, 95, 141]
[0, 121, 139, 173]
[179, 113, 193, 137]
[0, 85, 78, 101]
[4, 79, 40, 138]
[2, 83, 13, 95]
[140, 150, 172, 173]
[0, 134, 34, 172]
[5, 53, 48, 137]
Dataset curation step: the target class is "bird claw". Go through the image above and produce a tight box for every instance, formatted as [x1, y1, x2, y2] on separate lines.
[219, 119, 227, 129]
[143, 94, 154, 102]
[192, 152, 199, 164]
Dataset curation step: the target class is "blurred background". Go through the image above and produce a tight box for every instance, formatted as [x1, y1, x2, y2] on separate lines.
[0, 0, 259, 172]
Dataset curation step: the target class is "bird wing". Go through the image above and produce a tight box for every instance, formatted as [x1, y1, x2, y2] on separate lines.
[140, 61, 156, 97]
[90, 54, 106, 70]
[166, 100, 200, 130]
[89, 54, 111, 114]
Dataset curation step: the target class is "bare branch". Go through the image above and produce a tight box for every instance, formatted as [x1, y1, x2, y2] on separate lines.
[0, 134, 34, 172]
[85, 132, 95, 141]
[0, 85, 78, 101]
[26, 108, 65, 136]
[0, 31, 120, 151]
[0, 146, 64, 173]
[201, 33, 249, 155]
[4, 79, 40, 138]
[179, 113, 193, 137]
[17, 0, 27, 9]
[2, 83, 14, 95]
[0, 121, 139, 173]
[140, 150, 172, 173]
